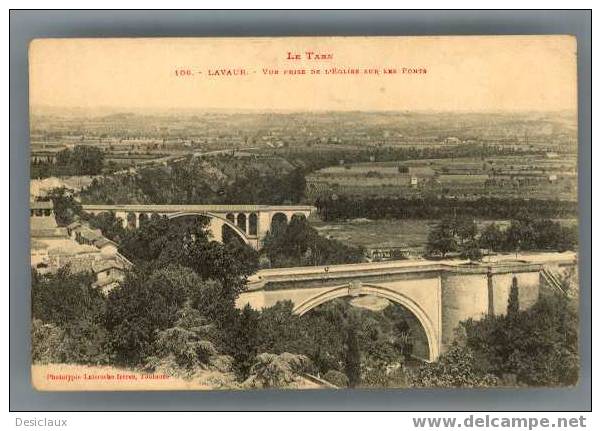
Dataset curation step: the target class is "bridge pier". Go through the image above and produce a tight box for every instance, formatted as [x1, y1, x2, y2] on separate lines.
[208, 217, 224, 242]
[114, 211, 128, 229]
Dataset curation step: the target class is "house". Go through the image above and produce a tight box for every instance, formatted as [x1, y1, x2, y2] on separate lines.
[92, 259, 127, 293]
[30, 205, 131, 292]
[93, 237, 119, 256]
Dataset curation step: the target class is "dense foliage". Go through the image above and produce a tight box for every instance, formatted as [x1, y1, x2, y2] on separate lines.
[80, 156, 306, 205]
[84, 210, 127, 242]
[275, 144, 541, 174]
[316, 196, 577, 222]
[484, 218, 578, 252]
[104, 265, 199, 365]
[31, 267, 109, 364]
[262, 216, 365, 268]
[246, 299, 418, 388]
[410, 282, 579, 387]
[39, 187, 82, 226]
[31, 145, 105, 178]
[426, 216, 578, 258]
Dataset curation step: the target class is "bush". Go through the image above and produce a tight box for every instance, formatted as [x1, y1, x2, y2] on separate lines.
[409, 339, 499, 388]
[32, 267, 102, 326]
[31, 319, 65, 364]
[463, 291, 579, 386]
[145, 306, 220, 377]
[411, 288, 579, 388]
[105, 265, 199, 365]
[60, 318, 111, 365]
[262, 216, 364, 268]
[243, 352, 312, 389]
[323, 369, 349, 388]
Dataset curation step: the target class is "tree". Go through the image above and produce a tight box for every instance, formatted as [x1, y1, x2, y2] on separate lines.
[344, 323, 362, 388]
[120, 215, 258, 300]
[256, 301, 309, 355]
[459, 239, 482, 261]
[145, 305, 221, 376]
[104, 265, 199, 365]
[226, 305, 261, 379]
[43, 187, 82, 226]
[262, 216, 364, 268]
[507, 276, 520, 318]
[31, 267, 101, 326]
[409, 337, 499, 388]
[56, 145, 105, 176]
[426, 219, 457, 257]
[454, 217, 478, 244]
[86, 211, 126, 242]
[461, 289, 578, 387]
[31, 267, 109, 364]
[243, 352, 311, 389]
[479, 223, 504, 253]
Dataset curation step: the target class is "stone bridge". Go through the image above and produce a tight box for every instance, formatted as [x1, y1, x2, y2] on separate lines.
[237, 253, 577, 361]
[82, 204, 316, 250]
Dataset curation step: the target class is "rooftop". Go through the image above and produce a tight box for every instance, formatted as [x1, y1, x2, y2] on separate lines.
[30, 201, 54, 210]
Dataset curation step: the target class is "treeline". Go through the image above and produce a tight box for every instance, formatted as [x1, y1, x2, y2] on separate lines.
[479, 218, 578, 253]
[427, 216, 578, 259]
[316, 196, 578, 221]
[31, 146, 105, 178]
[79, 158, 306, 205]
[278, 143, 541, 174]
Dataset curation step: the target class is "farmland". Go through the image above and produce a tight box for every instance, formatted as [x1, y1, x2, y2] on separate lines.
[307, 154, 577, 201]
[312, 218, 578, 256]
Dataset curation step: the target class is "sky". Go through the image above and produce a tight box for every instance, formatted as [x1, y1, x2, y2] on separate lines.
[29, 36, 577, 113]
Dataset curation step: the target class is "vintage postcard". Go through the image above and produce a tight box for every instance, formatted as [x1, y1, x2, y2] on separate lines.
[29, 36, 579, 391]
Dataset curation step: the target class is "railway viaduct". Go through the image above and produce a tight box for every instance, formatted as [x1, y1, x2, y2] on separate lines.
[82, 204, 316, 250]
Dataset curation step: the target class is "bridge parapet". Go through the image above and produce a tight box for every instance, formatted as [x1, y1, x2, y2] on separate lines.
[246, 256, 575, 291]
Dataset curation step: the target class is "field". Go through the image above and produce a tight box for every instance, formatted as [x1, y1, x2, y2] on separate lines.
[311, 218, 578, 254]
[307, 155, 578, 201]
[312, 219, 434, 252]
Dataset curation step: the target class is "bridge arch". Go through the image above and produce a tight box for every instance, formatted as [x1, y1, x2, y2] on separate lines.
[167, 211, 250, 246]
[293, 283, 439, 361]
[236, 213, 247, 233]
[270, 212, 288, 235]
[248, 213, 258, 236]
[126, 212, 137, 229]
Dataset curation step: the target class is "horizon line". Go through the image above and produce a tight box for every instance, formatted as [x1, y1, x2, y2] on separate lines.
[30, 105, 576, 116]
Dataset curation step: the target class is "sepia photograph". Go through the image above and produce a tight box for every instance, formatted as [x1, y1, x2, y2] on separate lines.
[27, 35, 579, 391]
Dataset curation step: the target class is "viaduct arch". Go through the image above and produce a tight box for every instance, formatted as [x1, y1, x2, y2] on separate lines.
[167, 211, 250, 246]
